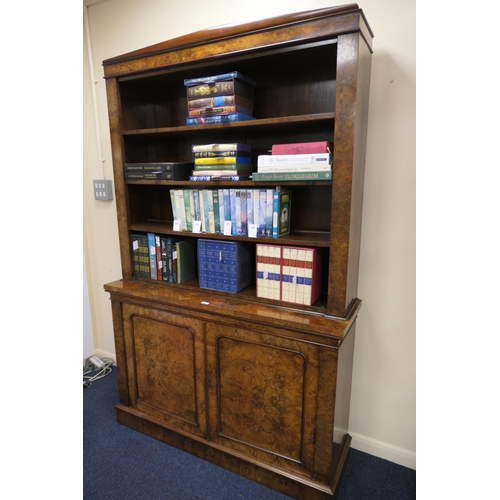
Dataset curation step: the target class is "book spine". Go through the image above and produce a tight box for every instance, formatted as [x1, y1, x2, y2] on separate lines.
[240, 189, 247, 236]
[188, 105, 252, 117]
[160, 237, 169, 281]
[183, 189, 193, 231]
[272, 246, 282, 301]
[186, 80, 254, 100]
[202, 190, 210, 233]
[131, 233, 150, 278]
[295, 249, 306, 305]
[184, 71, 256, 87]
[195, 156, 252, 165]
[258, 189, 267, 237]
[265, 189, 274, 237]
[288, 248, 298, 303]
[193, 150, 251, 158]
[155, 235, 162, 281]
[272, 190, 279, 239]
[217, 189, 225, 227]
[256, 245, 265, 299]
[213, 190, 221, 233]
[271, 141, 332, 155]
[252, 171, 332, 181]
[246, 189, 254, 227]
[281, 247, 290, 302]
[192, 143, 251, 153]
[187, 95, 254, 110]
[276, 190, 291, 238]
[257, 163, 332, 173]
[189, 175, 253, 181]
[223, 189, 231, 225]
[147, 233, 157, 280]
[206, 190, 216, 234]
[258, 153, 331, 167]
[230, 189, 237, 236]
[186, 112, 255, 126]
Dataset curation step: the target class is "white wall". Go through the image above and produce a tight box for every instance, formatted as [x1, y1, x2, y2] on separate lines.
[83, 0, 416, 469]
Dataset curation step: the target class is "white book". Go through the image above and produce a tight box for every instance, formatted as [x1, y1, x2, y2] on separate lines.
[257, 153, 331, 166]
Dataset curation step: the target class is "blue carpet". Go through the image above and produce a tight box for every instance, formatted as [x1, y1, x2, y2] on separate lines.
[83, 367, 415, 499]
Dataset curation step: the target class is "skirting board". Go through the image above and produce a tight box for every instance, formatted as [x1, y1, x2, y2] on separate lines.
[349, 432, 416, 470]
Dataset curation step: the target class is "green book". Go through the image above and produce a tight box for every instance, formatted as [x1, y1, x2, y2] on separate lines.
[176, 239, 196, 283]
[252, 170, 332, 181]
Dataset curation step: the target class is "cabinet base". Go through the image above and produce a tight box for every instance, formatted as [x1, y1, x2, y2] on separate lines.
[116, 404, 351, 500]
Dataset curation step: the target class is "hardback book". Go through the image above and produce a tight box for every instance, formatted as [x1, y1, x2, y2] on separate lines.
[187, 95, 254, 110]
[166, 237, 182, 283]
[175, 239, 197, 283]
[147, 233, 157, 280]
[191, 169, 253, 177]
[265, 189, 274, 238]
[281, 246, 322, 306]
[186, 112, 255, 126]
[189, 175, 252, 181]
[183, 189, 193, 231]
[194, 156, 252, 166]
[160, 236, 169, 282]
[184, 71, 256, 87]
[124, 162, 194, 180]
[257, 153, 331, 167]
[252, 171, 332, 181]
[192, 143, 251, 153]
[131, 233, 150, 278]
[258, 189, 267, 237]
[186, 79, 254, 101]
[272, 189, 292, 238]
[246, 189, 254, 227]
[212, 190, 221, 233]
[155, 234, 162, 281]
[193, 150, 252, 158]
[194, 163, 253, 172]
[271, 141, 333, 155]
[218, 189, 225, 229]
[197, 239, 252, 293]
[188, 105, 252, 117]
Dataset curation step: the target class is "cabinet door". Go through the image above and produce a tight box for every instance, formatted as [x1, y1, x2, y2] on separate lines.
[206, 322, 338, 481]
[122, 303, 207, 439]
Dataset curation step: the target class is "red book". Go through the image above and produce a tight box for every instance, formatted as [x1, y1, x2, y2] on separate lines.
[271, 141, 332, 155]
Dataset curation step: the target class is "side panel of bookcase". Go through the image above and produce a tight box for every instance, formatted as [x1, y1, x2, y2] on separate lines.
[106, 77, 133, 280]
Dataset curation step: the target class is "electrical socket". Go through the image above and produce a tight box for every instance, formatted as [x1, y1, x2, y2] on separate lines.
[93, 179, 113, 201]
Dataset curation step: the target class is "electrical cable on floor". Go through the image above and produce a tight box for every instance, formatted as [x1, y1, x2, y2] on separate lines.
[83, 356, 114, 388]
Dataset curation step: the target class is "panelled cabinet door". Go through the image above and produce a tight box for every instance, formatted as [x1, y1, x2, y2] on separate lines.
[206, 321, 338, 483]
[121, 303, 207, 439]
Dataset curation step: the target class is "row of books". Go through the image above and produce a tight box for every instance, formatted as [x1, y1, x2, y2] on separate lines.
[131, 233, 197, 283]
[190, 142, 253, 180]
[170, 187, 291, 238]
[256, 244, 322, 306]
[184, 71, 256, 126]
[256, 141, 333, 176]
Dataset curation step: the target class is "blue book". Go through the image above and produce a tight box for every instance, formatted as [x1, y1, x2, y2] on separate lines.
[246, 189, 254, 227]
[223, 189, 231, 223]
[258, 189, 267, 237]
[240, 189, 248, 236]
[184, 71, 256, 87]
[147, 233, 157, 280]
[212, 189, 221, 233]
[230, 189, 238, 236]
[186, 113, 255, 126]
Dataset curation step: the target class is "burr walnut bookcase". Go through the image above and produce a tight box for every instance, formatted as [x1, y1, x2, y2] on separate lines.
[102, 4, 373, 499]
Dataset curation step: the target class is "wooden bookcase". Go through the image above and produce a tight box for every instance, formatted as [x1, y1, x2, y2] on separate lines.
[103, 5, 373, 499]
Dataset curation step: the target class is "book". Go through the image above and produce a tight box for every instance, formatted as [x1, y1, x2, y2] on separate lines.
[187, 95, 254, 110]
[212, 189, 221, 233]
[131, 233, 150, 278]
[190, 169, 253, 177]
[272, 189, 291, 238]
[252, 171, 332, 181]
[271, 141, 333, 155]
[265, 189, 274, 237]
[257, 153, 331, 167]
[193, 150, 252, 158]
[160, 236, 169, 281]
[186, 79, 254, 100]
[184, 71, 256, 87]
[175, 239, 197, 283]
[155, 234, 162, 281]
[194, 156, 252, 166]
[257, 165, 333, 173]
[186, 112, 255, 126]
[188, 175, 252, 181]
[280, 246, 322, 306]
[197, 239, 252, 293]
[124, 162, 194, 180]
[188, 105, 252, 117]
[147, 233, 157, 280]
[192, 143, 251, 153]
[193, 163, 253, 171]
[258, 189, 267, 237]
[166, 237, 180, 283]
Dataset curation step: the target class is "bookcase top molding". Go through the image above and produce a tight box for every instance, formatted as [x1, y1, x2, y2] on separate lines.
[102, 3, 373, 79]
